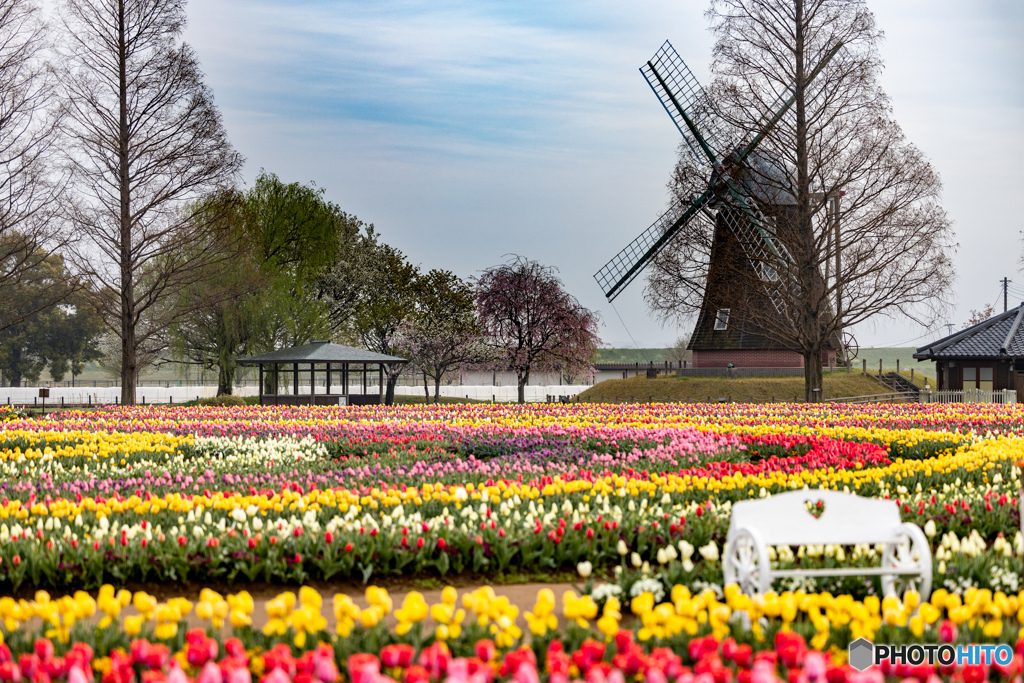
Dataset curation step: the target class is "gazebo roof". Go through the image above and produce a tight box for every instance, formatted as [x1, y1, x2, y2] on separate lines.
[237, 341, 406, 365]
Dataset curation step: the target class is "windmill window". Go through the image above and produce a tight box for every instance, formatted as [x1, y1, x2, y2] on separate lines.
[714, 308, 730, 331]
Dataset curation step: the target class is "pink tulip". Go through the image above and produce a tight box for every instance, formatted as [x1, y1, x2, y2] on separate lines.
[803, 652, 825, 681]
[314, 657, 339, 683]
[198, 663, 222, 683]
[67, 667, 88, 683]
[167, 664, 188, 683]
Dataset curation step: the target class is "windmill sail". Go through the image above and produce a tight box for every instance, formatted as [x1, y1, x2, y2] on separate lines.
[595, 190, 713, 301]
[641, 42, 736, 166]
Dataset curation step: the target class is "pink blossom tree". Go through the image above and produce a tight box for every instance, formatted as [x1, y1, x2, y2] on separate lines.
[476, 256, 600, 404]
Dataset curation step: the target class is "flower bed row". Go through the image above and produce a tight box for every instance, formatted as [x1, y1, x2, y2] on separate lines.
[0, 583, 1022, 683]
[0, 405, 1013, 592]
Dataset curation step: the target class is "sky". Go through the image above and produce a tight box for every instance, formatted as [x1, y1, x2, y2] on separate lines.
[180, 0, 1024, 350]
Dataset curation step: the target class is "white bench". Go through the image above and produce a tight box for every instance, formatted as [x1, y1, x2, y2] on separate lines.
[723, 489, 931, 599]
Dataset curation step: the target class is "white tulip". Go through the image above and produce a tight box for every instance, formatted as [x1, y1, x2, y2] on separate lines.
[617, 540, 628, 556]
[699, 542, 719, 562]
[577, 561, 593, 578]
[631, 552, 642, 568]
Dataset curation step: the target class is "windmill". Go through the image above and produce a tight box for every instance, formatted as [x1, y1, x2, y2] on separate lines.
[594, 41, 846, 368]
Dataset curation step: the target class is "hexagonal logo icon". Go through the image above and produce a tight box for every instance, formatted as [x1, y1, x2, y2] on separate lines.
[848, 638, 874, 672]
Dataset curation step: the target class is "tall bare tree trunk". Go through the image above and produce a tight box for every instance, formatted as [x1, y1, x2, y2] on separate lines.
[517, 369, 529, 404]
[59, 0, 243, 407]
[116, 0, 136, 406]
[803, 347, 823, 402]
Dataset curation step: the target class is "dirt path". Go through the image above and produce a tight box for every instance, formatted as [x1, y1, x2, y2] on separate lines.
[27, 581, 581, 633]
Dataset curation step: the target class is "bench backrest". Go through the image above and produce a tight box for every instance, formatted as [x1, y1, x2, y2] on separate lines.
[728, 489, 903, 546]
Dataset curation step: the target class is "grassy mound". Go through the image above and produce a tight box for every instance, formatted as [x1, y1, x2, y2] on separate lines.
[578, 372, 893, 403]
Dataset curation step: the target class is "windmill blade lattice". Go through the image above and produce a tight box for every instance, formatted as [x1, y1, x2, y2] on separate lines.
[641, 42, 736, 166]
[595, 190, 713, 300]
[717, 207, 791, 315]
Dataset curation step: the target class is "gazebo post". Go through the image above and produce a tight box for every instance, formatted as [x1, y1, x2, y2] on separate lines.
[378, 364, 384, 404]
[293, 363, 299, 398]
[310, 362, 315, 406]
[326, 362, 332, 397]
[362, 364, 367, 397]
[258, 364, 264, 406]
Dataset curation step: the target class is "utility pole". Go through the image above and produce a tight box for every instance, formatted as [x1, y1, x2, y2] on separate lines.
[1002, 277, 1012, 312]
[944, 323, 954, 336]
[815, 189, 846, 360]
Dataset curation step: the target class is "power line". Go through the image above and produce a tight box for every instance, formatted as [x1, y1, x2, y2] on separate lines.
[871, 329, 941, 348]
[609, 300, 652, 363]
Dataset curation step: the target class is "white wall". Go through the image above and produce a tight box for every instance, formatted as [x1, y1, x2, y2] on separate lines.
[0, 385, 249, 406]
[0, 383, 588, 405]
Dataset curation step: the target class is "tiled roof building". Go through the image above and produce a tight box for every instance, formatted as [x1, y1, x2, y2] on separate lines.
[914, 305, 1024, 392]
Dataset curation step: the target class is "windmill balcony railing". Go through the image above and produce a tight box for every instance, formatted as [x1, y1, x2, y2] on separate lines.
[918, 388, 1017, 405]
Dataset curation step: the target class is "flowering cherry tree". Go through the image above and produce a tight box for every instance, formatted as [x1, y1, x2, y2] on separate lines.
[476, 256, 600, 403]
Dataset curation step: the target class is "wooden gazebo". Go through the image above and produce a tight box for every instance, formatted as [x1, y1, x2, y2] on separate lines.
[237, 341, 407, 406]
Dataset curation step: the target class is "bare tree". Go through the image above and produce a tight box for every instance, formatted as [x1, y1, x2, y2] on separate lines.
[963, 304, 995, 329]
[0, 1, 72, 332]
[647, 0, 955, 401]
[667, 334, 691, 366]
[56, 0, 243, 404]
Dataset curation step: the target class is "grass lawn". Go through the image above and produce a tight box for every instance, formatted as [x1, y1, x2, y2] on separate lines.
[577, 372, 895, 403]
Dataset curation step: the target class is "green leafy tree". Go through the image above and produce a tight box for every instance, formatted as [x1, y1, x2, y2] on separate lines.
[0, 251, 101, 386]
[344, 243, 419, 405]
[169, 173, 359, 394]
[396, 269, 487, 404]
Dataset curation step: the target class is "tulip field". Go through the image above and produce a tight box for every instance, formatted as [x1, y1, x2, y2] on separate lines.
[1, 402, 1024, 683]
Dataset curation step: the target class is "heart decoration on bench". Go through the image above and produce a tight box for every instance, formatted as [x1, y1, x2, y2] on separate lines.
[804, 499, 826, 519]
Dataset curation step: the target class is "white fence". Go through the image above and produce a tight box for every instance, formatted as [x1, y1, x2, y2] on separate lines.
[1, 385, 239, 406]
[0, 383, 591, 406]
[919, 389, 1017, 405]
[392, 384, 590, 403]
